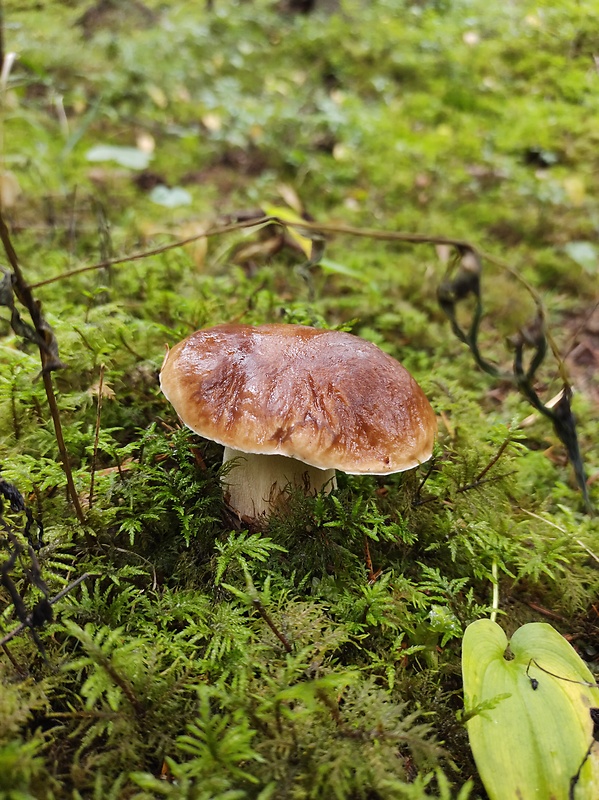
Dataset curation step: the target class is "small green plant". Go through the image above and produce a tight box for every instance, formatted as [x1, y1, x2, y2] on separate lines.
[463, 620, 599, 799]
[1, 0, 598, 797]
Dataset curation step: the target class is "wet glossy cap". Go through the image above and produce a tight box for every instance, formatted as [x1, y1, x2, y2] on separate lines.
[159, 323, 436, 474]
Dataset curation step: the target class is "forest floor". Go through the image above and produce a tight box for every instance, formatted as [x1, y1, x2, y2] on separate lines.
[0, 1, 598, 798]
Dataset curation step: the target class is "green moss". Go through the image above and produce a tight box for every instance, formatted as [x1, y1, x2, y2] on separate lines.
[1, 0, 598, 796]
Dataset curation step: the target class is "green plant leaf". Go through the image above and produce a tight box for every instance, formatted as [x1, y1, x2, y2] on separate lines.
[319, 257, 368, 282]
[262, 204, 313, 257]
[463, 620, 599, 800]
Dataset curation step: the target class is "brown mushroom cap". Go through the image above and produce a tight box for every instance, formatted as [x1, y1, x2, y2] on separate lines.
[160, 323, 436, 474]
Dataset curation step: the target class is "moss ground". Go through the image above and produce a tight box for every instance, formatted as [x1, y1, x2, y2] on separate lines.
[0, 1, 598, 797]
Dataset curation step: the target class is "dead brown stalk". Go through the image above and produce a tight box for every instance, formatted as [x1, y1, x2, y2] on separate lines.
[0, 211, 87, 529]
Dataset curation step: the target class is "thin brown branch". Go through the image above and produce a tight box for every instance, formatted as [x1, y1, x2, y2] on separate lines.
[41, 370, 87, 527]
[25, 213, 568, 382]
[525, 602, 569, 623]
[315, 688, 362, 739]
[28, 215, 474, 290]
[519, 507, 599, 565]
[118, 330, 143, 360]
[91, 648, 145, 717]
[364, 535, 374, 579]
[472, 435, 512, 484]
[28, 217, 272, 289]
[363, 536, 381, 584]
[413, 471, 517, 507]
[560, 296, 599, 361]
[1, 642, 26, 675]
[48, 710, 122, 720]
[0, 211, 87, 527]
[10, 379, 20, 440]
[113, 547, 158, 590]
[456, 470, 517, 497]
[88, 364, 105, 509]
[252, 597, 293, 653]
[414, 459, 436, 502]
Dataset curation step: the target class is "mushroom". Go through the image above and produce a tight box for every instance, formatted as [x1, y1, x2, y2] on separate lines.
[159, 323, 436, 518]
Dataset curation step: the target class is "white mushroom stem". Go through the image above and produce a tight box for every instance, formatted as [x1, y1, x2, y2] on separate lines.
[222, 447, 337, 518]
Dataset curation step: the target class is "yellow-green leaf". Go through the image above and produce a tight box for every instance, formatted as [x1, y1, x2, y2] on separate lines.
[262, 204, 313, 258]
[463, 620, 599, 800]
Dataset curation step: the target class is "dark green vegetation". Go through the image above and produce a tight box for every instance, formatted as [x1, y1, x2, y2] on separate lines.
[1, 0, 598, 797]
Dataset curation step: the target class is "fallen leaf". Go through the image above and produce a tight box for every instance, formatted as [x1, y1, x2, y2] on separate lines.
[0, 171, 21, 207]
[149, 185, 192, 207]
[177, 221, 209, 269]
[87, 380, 116, 400]
[86, 144, 152, 170]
